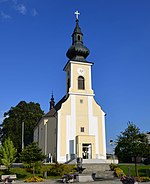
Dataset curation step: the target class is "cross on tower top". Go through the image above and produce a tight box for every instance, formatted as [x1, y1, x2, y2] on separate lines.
[75, 10, 80, 20]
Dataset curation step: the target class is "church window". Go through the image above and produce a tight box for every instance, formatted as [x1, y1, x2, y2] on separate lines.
[78, 76, 85, 90]
[80, 99, 83, 103]
[81, 127, 84, 132]
[78, 35, 80, 41]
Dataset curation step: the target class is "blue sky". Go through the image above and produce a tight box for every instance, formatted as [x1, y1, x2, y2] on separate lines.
[0, 0, 150, 153]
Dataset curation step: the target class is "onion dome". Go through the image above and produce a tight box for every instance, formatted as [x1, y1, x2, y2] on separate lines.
[66, 11, 90, 62]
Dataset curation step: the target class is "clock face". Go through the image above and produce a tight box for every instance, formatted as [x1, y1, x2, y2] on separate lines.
[77, 68, 85, 75]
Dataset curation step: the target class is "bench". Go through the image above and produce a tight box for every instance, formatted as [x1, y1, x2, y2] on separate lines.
[1, 175, 17, 184]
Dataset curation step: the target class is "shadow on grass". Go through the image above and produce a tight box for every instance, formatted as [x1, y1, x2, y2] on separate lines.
[1, 169, 28, 180]
[139, 168, 150, 177]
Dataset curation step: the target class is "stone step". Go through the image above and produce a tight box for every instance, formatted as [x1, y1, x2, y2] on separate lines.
[65, 159, 77, 164]
[83, 159, 107, 164]
[82, 163, 110, 174]
[66, 158, 107, 165]
[95, 171, 115, 179]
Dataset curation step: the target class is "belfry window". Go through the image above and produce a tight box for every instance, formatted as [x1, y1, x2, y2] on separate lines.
[78, 35, 80, 41]
[78, 76, 85, 90]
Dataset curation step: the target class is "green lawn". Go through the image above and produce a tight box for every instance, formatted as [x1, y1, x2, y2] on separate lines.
[119, 164, 150, 177]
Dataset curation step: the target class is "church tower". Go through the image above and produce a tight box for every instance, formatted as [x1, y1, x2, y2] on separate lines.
[65, 11, 93, 97]
[34, 11, 106, 163]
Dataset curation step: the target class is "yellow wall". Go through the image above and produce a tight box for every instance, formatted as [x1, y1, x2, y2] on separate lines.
[92, 98, 106, 157]
[58, 96, 71, 157]
[65, 61, 94, 95]
[76, 95, 89, 135]
[76, 135, 96, 158]
[57, 60, 106, 161]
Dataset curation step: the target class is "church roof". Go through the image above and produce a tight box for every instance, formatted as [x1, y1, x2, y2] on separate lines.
[44, 95, 68, 117]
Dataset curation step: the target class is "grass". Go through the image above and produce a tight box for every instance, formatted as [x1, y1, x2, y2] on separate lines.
[118, 164, 150, 177]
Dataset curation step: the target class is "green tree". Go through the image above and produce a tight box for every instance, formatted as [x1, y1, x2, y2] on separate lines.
[0, 138, 17, 171]
[115, 122, 150, 176]
[20, 142, 45, 174]
[0, 101, 44, 154]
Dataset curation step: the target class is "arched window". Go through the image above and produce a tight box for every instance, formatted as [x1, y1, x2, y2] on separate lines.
[78, 76, 85, 90]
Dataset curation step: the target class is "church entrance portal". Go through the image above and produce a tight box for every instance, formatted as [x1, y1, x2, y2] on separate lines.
[82, 144, 92, 159]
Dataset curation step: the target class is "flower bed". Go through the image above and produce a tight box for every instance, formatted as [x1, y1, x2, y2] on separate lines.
[24, 176, 43, 182]
[121, 176, 135, 184]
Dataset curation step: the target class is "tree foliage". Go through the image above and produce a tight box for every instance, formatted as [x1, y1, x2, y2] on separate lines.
[115, 122, 150, 176]
[21, 142, 45, 165]
[0, 138, 17, 171]
[0, 101, 44, 153]
[21, 142, 45, 175]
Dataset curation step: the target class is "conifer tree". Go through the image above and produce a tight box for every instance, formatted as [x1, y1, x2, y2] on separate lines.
[21, 142, 45, 175]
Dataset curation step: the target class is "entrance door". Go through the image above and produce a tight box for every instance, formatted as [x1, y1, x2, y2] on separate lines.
[82, 144, 92, 159]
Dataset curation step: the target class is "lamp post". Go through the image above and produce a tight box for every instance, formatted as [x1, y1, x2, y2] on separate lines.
[22, 121, 24, 150]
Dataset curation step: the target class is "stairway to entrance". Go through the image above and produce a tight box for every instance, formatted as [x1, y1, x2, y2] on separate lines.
[82, 163, 115, 180]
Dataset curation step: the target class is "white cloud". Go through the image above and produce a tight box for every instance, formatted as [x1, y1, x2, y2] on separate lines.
[0, 0, 38, 18]
[32, 8, 38, 17]
[1, 11, 11, 19]
[0, 112, 4, 124]
[15, 4, 27, 15]
[0, 117, 3, 124]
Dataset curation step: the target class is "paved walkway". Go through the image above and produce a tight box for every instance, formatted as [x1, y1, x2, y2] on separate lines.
[14, 179, 121, 183]
[13, 179, 150, 184]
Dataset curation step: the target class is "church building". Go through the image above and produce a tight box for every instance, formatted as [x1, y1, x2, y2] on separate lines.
[34, 11, 106, 163]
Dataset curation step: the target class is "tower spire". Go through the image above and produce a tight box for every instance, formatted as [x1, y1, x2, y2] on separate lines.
[66, 11, 90, 62]
[49, 92, 55, 110]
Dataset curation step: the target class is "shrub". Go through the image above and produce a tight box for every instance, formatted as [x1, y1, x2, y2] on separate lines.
[10, 168, 31, 179]
[143, 157, 150, 165]
[136, 176, 150, 182]
[114, 167, 125, 177]
[110, 163, 118, 171]
[40, 164, 76, 177]
[40, 165, 53, 173]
